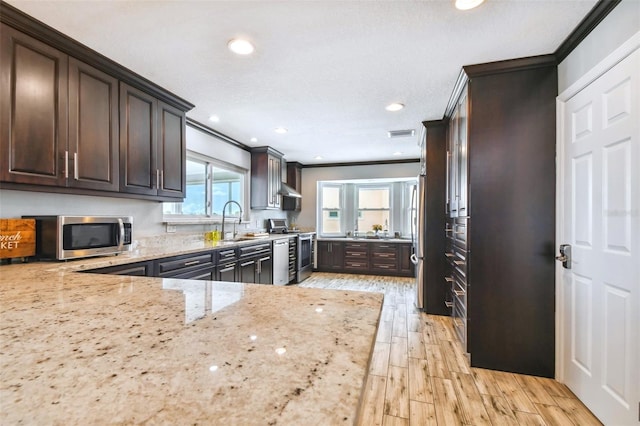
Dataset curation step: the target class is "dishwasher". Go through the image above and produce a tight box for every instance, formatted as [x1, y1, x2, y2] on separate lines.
[272, 239, 289, 285]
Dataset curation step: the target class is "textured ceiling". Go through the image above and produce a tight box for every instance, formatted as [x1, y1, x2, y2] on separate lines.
[6, 0, 598, 165]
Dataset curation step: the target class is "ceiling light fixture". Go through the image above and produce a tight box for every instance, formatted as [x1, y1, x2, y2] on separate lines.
[385, 103, 404, 112]
[208, 115, 220, 123]
[250, 137, 258, 143]
[274, 127, 288, 134]
[314, 156, 323, 160]
[228, 38, 255, 55]
[392, 151, 403, 156]
[455, 0, 485, 10]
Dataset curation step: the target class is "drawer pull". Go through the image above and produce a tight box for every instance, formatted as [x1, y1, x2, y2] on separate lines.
[454, 260, 465, 265]
[445, 277, 454, 283]
[184, 260, 200, 266]
[445, 301, 453, 308]
[445, 253, 455, 258]
[454, 290, 465, 296]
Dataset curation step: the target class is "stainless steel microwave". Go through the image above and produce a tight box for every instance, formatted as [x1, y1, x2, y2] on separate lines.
[22, 215, 133, 260]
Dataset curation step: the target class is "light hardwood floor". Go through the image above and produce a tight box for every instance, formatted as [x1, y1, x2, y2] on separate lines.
[298, 273, 602, 426]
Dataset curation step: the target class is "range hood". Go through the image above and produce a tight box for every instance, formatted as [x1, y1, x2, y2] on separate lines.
[279, 182, 302, 198]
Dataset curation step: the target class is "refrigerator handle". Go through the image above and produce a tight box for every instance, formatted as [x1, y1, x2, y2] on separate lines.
[410, 253, 418, 265]
[410, 183, 417, 253]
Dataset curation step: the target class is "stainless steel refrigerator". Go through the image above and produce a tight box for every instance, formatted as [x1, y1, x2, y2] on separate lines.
[411, 122, 448, 314]
[411, 176, 426, 309]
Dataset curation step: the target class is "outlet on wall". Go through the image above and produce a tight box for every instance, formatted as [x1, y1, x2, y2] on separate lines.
[166, 224, 177, 233]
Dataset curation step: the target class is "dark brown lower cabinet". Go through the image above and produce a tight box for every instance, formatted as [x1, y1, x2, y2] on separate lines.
[81, 260, 154, 277]
[316, 240, 413, 277]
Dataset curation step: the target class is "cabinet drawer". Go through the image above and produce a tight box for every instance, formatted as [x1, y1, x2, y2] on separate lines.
[239, 243, 271, 258]
[345, 250, 368, 259]
[452, 217, 468, 249]
[217, 248, 237, 261]
[372, 251, 397, 261]
[156, 252, 215, 275]
[345, 242, 368, 250]
[370, 262, 398, 272]
[345, 260, 368, 270]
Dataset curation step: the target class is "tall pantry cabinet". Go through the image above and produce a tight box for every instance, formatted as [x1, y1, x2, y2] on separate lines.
[445, 56, 557, 378]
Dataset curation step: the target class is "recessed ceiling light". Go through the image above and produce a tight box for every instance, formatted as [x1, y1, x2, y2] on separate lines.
[455, 0, 485, 10]
[228, 38, 255, 55]
[392, 151, 403, 156]
[208, 115, 220, 123]
[385, 103, 404, 112]
[274, 127, 288, 134]
[250, 137, 258, 143]
[314, 156, 323, 160]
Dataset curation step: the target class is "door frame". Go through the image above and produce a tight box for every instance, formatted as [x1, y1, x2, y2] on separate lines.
[555, 30, 640, 381]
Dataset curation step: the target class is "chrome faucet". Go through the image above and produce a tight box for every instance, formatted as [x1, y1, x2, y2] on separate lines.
[221, 200, 243, 240]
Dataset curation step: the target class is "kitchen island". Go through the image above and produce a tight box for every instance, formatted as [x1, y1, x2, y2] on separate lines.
[0, 256, 382, 424]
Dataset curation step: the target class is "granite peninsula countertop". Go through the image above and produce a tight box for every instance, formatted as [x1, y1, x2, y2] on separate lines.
[0, 248, 382, 425]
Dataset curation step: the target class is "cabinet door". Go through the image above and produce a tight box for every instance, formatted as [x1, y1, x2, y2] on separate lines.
[282, 162, 301, 211]
[399, 244, 414, 276]
[0, 25, 68, 186]
[119, 82, 157, 196]
[456, 89, 469, 217]
[257, 255, 272, 284]
[217, 262, 237, 282]
[268, 155, 281, 208]
[68, 58, 119, 191]
[157, 101, 185, 198]
[316, 241, 331, 270]
[239, 258, 257, 283]
[448, 105, 459, 218]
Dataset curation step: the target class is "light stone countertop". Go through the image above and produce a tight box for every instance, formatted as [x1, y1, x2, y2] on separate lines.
[0, 241, 381, 425]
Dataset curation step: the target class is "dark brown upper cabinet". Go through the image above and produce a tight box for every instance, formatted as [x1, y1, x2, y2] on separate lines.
[68, 58, 119, 191]
[0, 25, 68, 187]
[0, 4, 193, 201]
[119, 83, 185, 199]
[0, 26, 119, 192]
[251, 146, 283, 210]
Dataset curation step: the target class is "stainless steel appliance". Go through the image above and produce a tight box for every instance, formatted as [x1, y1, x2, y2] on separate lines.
[23, 215, 132, 260]
[272, 239, 289, 285]
[411, 126, 427, 309]
[297, 232, 314, 282]
[267, 218, 291, 234]
[410, 178, 425, 309]
[266, 218, 314, 283]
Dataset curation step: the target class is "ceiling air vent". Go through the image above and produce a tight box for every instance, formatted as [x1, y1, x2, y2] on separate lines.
[387, 129, 415, 138]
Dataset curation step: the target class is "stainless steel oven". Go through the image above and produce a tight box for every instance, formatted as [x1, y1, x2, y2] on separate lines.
[297, 232, 314, 282]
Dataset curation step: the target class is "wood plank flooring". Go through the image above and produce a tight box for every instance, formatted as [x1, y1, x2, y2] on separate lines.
[298, 273, 602, 426]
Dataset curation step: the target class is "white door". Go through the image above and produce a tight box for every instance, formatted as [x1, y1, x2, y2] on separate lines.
[558, 45, 639, 425]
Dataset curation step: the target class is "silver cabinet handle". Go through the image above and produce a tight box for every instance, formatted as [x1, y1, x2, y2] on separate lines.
[454, 290, 465, 296]
[454, 260, 465, 265]
[445, 253, 455, 257]
[73, 152, 79, 180]
[64, 151, 69, 178]
[445, 277, 454, 282]
[160, 170, 164, 189]
[445, 301, 453, 308]
[156, 169, 160, 189]
[184, 260, 200, 266]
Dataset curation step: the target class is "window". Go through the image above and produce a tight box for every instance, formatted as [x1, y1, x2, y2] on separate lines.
[164, 152, 247, 219]
[317, 178, 416, 237]
[357, 186, 390, 232]
[320, 184, 342, 235]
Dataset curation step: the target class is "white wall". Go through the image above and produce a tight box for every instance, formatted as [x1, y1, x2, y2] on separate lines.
[558, 0, 640, 93]
[294, 162, 419, 229]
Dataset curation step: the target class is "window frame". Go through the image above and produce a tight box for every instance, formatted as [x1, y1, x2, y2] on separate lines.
[318, 183, 344, 237]
[317, 178, 416, 238]
[163, 151, 249, 222]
